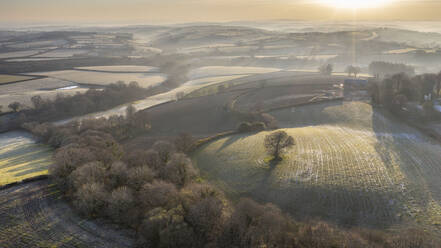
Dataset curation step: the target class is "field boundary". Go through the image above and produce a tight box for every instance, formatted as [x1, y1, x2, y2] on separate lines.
[0, 74, 46, 86]
[192, 131, 239, 152]
[0, 175, 49, 191]
[264, 96, 344, 113]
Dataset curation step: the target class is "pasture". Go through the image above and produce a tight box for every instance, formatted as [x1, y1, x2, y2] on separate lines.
[30, 70, 167, 88]
[0, 131, 53, 186]
[0, 77, 87, 110]
[188, 66, 280, 80]
[0, 180, 135, 247]
[0, 74, 34, 84]
[192, 101, 441, 232]
[75, 65, 159, 73]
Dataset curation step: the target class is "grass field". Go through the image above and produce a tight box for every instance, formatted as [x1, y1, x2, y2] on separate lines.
[192, 101, 441, 231]
[0, 181, 135, 247]
[0, 74, 34, 84]
[75, 65, 159, 73]
[188, 66, 280, 80]
[0, 77, 87, 110]
[0, 50, 41, 59]
[0, 131, 53, 186]
[30, 70, 167, 88]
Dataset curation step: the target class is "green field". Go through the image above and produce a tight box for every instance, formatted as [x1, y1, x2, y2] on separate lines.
[192, 101, 441, 231]
[0, 131, 53, 186]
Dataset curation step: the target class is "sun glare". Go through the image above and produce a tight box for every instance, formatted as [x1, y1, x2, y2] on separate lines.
[319, 0, 393, 9]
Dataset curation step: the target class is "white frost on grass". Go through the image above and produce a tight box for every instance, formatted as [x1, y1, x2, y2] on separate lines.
[75, 65, 159, 73]
[33, 49, 89, 58]
[0, 50, 41, 59]
[28, 70, 167, 88]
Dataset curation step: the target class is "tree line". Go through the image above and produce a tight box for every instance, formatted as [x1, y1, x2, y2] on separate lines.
[368, 70, 441, 119]
[369, 61, 415, 78]
[3, 81, 163, 131]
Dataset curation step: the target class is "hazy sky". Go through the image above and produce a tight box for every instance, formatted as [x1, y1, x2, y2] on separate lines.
[1, 0, 441, 25]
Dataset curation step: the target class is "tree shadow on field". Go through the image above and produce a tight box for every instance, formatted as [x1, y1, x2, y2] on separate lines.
[270, 100, 344, 129]
[247, 182, 406, 230]
[215, 133, 251, 153]
[371, 107, 437, 208]
[1, 145, 51, 170]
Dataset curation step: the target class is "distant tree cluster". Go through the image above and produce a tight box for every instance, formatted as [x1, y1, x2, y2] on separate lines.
[369, 61, 415, 78]
[237, 121, 267, 133]
[8, 81, 158, 129]
[369, 71, 441, 119]
[23, 105, 150, 143]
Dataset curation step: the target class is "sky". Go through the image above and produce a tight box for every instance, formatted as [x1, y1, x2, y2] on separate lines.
[1, 0, 441, 25]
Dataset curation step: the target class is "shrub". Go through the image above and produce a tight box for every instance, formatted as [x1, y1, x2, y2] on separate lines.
[51, 144, 97, 190]
[218, 198, 296, 248]
[186, 196, 225, 244]
[127, 166, 156, 190]
[251, 122, 266, 132]
[237, 122, 252, 132]
[153, 141, 176, 163]
[140, 180, 180, 209]
[107, 186, 136, 225]
[261, 113, 278, 129]
[140, 206, 196, 248]
[69, 161, 107, 189]
[174, 133, 195, 154]
[108, 161, 129, 188]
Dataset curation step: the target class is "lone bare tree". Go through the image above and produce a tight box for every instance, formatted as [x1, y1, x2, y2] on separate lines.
[264, 131, 295, 161]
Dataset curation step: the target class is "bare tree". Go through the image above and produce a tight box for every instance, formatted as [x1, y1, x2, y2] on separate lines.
[345, 65, 361, 78]
[69, 161, 107, 189]
[264, 131, 295, 161]
[74, 182, 109, 216]
[107, 186, 136, 224]
[109, 161, 129, 188]
[161, 153, 198, 187]
[127, 166, 155, 190]
[140, 180, 180, 209]
[174, 133, 195, 154]
[153, 141, 176, 163]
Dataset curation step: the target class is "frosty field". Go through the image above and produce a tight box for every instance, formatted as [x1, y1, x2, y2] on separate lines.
[188, 66, 281, 80]
[192, 101, 441, 231]
[0, 131, 53, 186]
[0, 74, 34, 84]
[75, 65, 159, 73]
[0, 77, 87, 110]
[30, 70, 167, 88]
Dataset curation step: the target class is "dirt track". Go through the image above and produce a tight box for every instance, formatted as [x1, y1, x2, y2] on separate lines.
[0, 180, 135, 248]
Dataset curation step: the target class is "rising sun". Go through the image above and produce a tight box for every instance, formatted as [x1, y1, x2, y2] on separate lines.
[319, 0, 393, 9]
